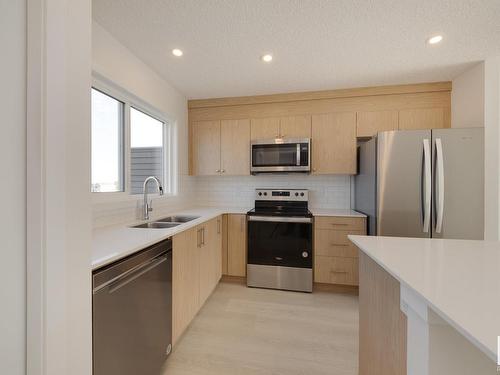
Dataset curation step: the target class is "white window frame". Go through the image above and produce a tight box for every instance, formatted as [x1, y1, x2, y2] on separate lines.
[91, 75, 177, 204]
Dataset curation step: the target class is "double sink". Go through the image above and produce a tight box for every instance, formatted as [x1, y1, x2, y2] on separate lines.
[131, 215, 200, 229]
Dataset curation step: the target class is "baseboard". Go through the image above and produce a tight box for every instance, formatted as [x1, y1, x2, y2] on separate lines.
[221, 275, 247, 284]
[314, 282, 359, 295]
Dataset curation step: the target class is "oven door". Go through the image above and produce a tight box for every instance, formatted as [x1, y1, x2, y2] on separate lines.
[251, 138, 310, 173]
[247, 216, 313, 268]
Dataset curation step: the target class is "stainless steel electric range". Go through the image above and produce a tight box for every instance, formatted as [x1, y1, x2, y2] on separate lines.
[247, 189, 313, 293]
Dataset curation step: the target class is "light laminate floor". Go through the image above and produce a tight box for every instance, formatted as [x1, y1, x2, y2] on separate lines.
[162, 281, 359, 375]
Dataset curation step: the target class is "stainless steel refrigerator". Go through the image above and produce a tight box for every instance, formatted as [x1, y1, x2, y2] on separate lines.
[355, 128, 484, 240]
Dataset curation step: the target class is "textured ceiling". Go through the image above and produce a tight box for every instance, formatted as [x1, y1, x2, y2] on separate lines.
[93, 0, 500, 99]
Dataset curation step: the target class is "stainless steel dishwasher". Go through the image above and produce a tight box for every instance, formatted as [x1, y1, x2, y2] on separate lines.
[92, 239, 172, 375]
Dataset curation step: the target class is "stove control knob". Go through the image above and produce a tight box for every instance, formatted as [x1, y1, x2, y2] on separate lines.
[263, 192, 267, 196]
[258, 192, 262, 196]
[302, 251, 309, 258]
[295, 192, 299, 196]
[300, 192, 304, 196]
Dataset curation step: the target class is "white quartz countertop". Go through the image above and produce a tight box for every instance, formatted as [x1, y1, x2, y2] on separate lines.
[348, 235, 500, 362]
[310, 208, 366, 218]
[92, 206, 366, 270]
[92, 206, 249, 270]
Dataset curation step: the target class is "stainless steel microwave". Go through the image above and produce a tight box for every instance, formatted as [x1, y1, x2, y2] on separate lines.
[250, 138, 311, 174]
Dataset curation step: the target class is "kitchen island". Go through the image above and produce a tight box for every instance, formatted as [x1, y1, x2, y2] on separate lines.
[349, 235, 499, 375]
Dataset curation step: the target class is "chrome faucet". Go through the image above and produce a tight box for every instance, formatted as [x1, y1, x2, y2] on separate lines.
[143, 176, 164, 220]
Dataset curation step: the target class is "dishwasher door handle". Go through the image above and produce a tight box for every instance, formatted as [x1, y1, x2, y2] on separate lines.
[93, 254, 168, 294]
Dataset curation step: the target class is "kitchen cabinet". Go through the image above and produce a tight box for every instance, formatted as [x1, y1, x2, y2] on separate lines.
[314, 216, 366, 286]
[198, 217, 222, 305]
[399, 107, 446, 130]
[191, 119, 250, 176]
[311, 112, 357, 174]
[356, 110, 399, 138]
[172, 226, 200, 344]
[250, 115, 311, 140]
[279, 115, 311, 138]
[227, 214, 247, 277]
[358, 252, 407, 375]
[220, 119, 250, 175]
[250, 117, 280, 139]
[172, 216, 223, 344]
[192, 120, 221, 176]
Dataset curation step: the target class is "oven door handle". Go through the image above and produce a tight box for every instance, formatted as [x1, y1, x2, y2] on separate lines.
[248, 215, 312, 223]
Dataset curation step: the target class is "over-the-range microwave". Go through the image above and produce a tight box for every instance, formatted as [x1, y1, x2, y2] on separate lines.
[250, 138, 311, 174]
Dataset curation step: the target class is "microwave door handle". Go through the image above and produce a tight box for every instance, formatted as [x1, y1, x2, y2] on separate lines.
[296, 144, 301, 166]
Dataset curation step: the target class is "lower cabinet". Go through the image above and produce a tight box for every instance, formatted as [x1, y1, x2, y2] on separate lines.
[314, 216, 366, 286]
[225, 214, 247, 277]
[172, 216, 223, 345]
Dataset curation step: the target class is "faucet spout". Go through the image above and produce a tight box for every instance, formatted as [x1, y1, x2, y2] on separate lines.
[143, 176, 164, 220]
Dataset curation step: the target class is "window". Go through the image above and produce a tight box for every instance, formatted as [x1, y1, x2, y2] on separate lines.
[90, 83, 173, 197]
[91, 88, 124, 192]
[130, 107, 165, 194]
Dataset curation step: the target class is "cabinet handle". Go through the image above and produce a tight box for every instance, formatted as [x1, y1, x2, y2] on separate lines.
[217, 219, 221, 234]
[331, 223, 349, 226]
[197, 229, 201, 248]
[330, 243, 348, 247]
[216, 169, 221, 173]
[221, 169, 225, 173]
[331, 270, 348, 274]
[201, 228, 205, 246]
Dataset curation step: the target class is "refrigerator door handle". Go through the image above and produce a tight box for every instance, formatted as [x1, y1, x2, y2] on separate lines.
[435, 138, 445, 233]
[422, 139, 432, 233]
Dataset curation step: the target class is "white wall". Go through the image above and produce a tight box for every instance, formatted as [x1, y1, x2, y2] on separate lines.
[484, 56, 500, 240]
[194, 175, 352, 209]
[0, 2, 26, 374]
[92, 21, 192, 227]
[452, 63, 485, 128]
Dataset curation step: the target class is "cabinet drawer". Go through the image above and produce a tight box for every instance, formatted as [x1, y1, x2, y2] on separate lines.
[314, 256, 359, 286]
[315, 216, 366, 231]
[315, 229, 364, 257]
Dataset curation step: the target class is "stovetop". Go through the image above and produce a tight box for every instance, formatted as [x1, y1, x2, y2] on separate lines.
[246, 207, 313, 218]
[247, 189, 311, 218]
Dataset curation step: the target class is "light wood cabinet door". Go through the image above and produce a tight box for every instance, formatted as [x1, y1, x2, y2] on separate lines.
[227, 214, 247, 276]
[172, 226, 200, 344]
[221, 215, 228, 275]
[314, 256, 359, 285]
[359, 252, 407, 375]
[198, 223, 212, 306]
[250, 117, 280, 140]
[398, 107, 446, 130]
[311, 112, 357, 174]
[220, 119, 250, 175]
[357, 110, 398, 138]
[279, 115, 311, 138]
[192, 120, 221, 175]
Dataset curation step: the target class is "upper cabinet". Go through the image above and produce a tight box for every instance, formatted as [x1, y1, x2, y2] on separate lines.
[250, 117, 280, 139]
[357, 110, 399, 138]
[220, 119, 250, 175]
[250, 115, 311, 140]
[192, 120, 221, 176]
[312, 112, 357, 174]
[279, 115, 311, 138]
[188, 82, 452, 176]
[192, 119, 250, 176]
[399, 108, 447, 130]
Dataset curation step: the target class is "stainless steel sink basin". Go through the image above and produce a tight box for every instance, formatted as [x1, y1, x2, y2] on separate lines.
[156, 215, 200, 223]
[131, 222, 181, 229]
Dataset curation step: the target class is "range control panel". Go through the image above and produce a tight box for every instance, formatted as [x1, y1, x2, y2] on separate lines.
[255, 189, 309, 202]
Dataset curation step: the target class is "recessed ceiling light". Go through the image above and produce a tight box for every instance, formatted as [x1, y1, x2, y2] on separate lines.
[427, 35, 443, 45]
[172, 48, 183, 57]
[261, 54, 273, 63]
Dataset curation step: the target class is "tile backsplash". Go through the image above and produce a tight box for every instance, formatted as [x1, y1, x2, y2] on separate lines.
[93, 174, 353, 228]
[192, 174, 352, 209]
